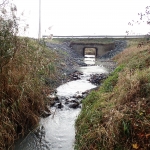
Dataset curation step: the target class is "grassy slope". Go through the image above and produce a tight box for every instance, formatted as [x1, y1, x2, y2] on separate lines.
[75, 39, 150, 150]
[45, 38, 115, 44]
[47, 38, 146, 44]
[0, 38, 59, 149]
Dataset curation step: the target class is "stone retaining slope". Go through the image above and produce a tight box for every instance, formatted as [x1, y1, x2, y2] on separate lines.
[99, 40, 127, 59]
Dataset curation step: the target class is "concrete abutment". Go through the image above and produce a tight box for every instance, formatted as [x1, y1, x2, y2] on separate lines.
[69, 42, 115, 57]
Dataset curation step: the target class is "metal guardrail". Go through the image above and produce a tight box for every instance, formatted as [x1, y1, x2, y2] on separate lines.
[43, 35, 146, 39]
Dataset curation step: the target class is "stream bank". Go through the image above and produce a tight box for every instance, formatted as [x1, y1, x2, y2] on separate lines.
[14, 39, 127, 150]
[75, 39, 150, 150]
[44, 40, 127, 85]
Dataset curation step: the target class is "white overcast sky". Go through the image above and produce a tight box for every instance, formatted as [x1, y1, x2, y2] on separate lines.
[10, 0, 150, 38]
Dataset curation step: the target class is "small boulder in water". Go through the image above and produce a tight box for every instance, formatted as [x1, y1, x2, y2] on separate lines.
[41, 111, 51, 118]
[68, 101, 80, 109]
[57, 102, 63, 109]
[89, 73, 107, 85]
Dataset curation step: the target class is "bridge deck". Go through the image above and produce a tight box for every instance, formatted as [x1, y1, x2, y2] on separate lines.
[43, 35, 146, 39]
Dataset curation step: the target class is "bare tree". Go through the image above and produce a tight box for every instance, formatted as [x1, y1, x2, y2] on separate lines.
[0, 0, 8, 6]
[127, 6, 150, 36]
[0, 0, 19, 73]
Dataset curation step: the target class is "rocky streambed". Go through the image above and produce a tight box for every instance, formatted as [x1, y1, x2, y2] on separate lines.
[15, 40, 127, 150]
[45, 40, 127, 80]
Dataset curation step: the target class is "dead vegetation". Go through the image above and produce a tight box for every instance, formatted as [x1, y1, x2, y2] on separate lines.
[75, 39, 150, 150]
[0, 37, 60, 149]
[0, 2, 59, 149]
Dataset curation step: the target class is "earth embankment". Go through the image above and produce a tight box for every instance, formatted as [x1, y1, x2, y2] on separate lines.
[75, 39, 150, 150]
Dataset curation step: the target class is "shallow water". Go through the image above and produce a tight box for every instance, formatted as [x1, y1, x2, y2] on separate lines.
[15, 55, 109, 150]
[57, 79, 96, 97]
[39, 108, 80, 150]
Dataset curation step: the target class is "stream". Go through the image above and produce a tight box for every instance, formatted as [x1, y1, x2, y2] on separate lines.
[15, 55, 114, 150]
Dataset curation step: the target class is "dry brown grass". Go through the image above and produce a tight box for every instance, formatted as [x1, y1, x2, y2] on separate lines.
[0, 2, 60, 149]
[75, 39, 150, 150]
[0, 37, 59, 149]
[114, 39, 150, 64]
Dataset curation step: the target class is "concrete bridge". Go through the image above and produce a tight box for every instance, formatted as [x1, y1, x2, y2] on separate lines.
[69, 42, 115, 57]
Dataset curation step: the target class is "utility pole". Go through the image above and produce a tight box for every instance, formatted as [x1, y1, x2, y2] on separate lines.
[38, 0, 41, 40]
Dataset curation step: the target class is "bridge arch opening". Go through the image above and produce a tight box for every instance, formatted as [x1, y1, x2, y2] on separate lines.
[83, 47, 97, 57]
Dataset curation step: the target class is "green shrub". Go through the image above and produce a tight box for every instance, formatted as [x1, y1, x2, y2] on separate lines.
[100, 65, 124, 92]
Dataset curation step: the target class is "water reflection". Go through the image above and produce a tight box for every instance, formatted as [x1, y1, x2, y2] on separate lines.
[40, 108, 80, 150]
[15, 54, 110, 150]
[84, 55, 95, 65]
[57, 79, 96, 97]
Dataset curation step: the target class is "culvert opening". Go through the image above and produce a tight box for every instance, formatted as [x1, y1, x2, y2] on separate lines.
[83, 47, 97, 57]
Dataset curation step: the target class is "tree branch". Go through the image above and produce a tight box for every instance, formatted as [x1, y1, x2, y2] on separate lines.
[0, 0, 8, 7]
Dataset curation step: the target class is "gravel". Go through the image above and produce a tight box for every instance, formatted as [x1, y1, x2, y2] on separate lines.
[99, 40, 127, 59]
[45, 40, 127, 83]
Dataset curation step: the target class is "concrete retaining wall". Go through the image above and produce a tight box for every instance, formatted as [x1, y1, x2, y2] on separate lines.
[69, 42, 115, 57]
